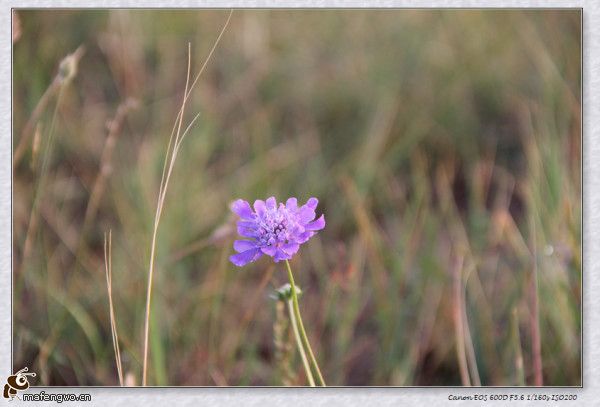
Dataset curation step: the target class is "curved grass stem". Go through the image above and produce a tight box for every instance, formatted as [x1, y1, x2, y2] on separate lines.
[286, 300, 315, 386]
[284, 260, 326, 386]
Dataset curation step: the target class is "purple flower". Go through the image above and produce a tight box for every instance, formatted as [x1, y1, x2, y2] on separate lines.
[229, 196, 326, 266]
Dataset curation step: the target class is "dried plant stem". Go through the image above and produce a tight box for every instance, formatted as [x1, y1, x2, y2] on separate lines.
[511, 307, 525, 386]
[462, 262, 481, 386]
[273, 301, 295, 386]
[141, 10, 233, 386]
[284, 260, 326, 386]
[142, 45, 192, 387]
[81, 99, 137, 241]
[104, 230, 123, 386]
[286, 299, 315, 386]
[452, 254, 471, 386]
[529, 218, 543, 386]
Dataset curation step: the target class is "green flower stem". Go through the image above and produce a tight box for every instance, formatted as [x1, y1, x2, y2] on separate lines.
[286, 300, 315, 386]
[285, 260, 326, 386]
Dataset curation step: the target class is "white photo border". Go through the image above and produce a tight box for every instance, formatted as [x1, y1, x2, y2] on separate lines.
[2, 1, 592, 406]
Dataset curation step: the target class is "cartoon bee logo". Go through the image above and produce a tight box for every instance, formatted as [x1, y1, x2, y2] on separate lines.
[3, 367, 36, 400]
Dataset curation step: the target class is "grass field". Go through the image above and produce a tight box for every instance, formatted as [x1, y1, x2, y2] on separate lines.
[12, 9, 581, 386]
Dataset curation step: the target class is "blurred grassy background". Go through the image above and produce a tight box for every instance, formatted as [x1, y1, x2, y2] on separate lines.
[12, 9, 580, 386]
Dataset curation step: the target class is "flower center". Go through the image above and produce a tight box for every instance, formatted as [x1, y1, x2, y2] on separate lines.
[258, 207, 293, 246]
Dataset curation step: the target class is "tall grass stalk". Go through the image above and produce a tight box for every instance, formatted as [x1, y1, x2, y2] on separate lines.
[284, 260, 326, 386]
[141, 10, 233, 386]
[529, 216, 543, 386]
[461, 261, 481, 386]
[452, 255, 471, 386]
[104, 230, 124, 386]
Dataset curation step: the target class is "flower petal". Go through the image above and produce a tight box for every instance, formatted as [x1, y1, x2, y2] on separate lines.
[286, 197, 298, 211]
[282, 242, 300, 256]
[304, 214, 325, 231]
[295, 231, 313, 243]
[261, 245, 278, 256]
[238, 224, 259, 238]
[291, 223, 305, 235]
[231, 199, 254, 219]
[298, 204, 316, 223]
[253, 199, 266, 216]
[229, 248, 262, 267]
[266, 196, 277, 210]
[236, 220, 256, 229]
[234, 240, 257, 253]
[306, 197, 319, 210]
[273, 248, 291, 262]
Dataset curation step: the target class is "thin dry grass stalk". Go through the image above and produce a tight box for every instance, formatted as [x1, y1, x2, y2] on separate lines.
[435, 163, 482, 386]
[529, 217, 543, 386]
[452, 254, 471, 386]
[104, 230, 124, 386]
[141, 10, 233, 386]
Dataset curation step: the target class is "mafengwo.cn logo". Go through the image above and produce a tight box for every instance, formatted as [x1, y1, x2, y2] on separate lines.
[3, 367, 36, 400]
